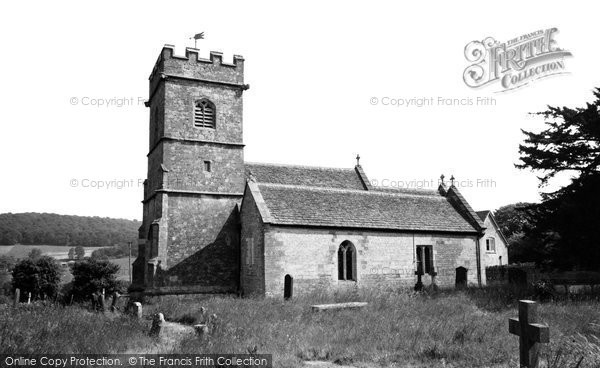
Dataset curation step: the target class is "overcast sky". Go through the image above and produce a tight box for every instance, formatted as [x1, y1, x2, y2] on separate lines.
[1, 1, 598, 220]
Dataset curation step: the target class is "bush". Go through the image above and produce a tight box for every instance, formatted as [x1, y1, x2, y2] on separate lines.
[71, 259, 120, 301]
[11, 256, 62, 300]
[0, 254, 16, 272]
[533, 279, 555, 301]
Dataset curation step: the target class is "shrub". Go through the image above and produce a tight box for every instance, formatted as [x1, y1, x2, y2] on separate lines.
[0, 254, 16, 272]
[533, 279, 555, 301]
[11, 256, 62, 300]
[71, 259, 120, 301]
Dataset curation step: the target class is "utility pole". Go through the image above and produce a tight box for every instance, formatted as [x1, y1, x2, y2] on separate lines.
[128, 241, 132, 283]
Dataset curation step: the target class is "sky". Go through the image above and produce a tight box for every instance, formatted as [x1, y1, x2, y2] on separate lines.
[0, 1, 598, 221]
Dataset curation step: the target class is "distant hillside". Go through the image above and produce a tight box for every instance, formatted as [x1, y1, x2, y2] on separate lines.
[0, 213, 140, 247]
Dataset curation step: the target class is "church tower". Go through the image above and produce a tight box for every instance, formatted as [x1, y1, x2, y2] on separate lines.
[132, 45, 248, 293]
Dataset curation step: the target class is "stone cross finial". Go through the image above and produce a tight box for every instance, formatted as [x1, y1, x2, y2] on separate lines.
[450, 175, 455, 186]
[356, 154, 361, 166]
[440, 174, 445, 185]
[509, 300, 550, 368]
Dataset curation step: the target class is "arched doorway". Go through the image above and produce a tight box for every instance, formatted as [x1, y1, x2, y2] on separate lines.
[455, 266, 468, 288]
[284, 274, 293, 300]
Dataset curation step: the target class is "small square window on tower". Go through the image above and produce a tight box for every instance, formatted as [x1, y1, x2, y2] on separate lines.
[203, 160, 212, 172]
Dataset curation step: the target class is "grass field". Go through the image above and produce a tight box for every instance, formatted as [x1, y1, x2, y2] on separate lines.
[2, 286, 600, 367]
[110, 257, 133, 281]
[0, 244, 104, 260]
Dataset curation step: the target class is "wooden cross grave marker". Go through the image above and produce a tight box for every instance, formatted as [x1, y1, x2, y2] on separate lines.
[509, 300, 550, 368]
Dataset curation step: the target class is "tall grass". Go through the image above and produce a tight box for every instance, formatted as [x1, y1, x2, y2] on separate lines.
[0, 303, 155, 354]
[1, 286, 599, 367]
[144, 287, 600, 368]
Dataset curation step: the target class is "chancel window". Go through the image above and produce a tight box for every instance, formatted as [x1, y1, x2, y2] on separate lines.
[416, 245, 434, 275]
[337, 241, 356, 281]
[486, 238, 496, 253]
[194, 99, 216, 128]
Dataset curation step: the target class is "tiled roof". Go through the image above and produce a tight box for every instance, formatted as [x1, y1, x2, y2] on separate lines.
[254, 183, 479, 233]
[371, 186, 440, 197]
[476, 210, 490, 221]
[245, 162, 367, 190]
[445, 186, 486, 230]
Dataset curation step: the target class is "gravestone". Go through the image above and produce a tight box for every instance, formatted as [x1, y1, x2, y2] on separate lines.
[110, 292, 121, 312]
[132, 302, 143, 319]
[150, 313, 164, 336]
[194, 324, 209, 339]
[13, 288, 20, 307]
[509, 300, 550, 368]
[98, 293, 106, 312]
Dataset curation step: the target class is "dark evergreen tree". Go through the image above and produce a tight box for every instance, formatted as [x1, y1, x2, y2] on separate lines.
[516, 88, 600, 269]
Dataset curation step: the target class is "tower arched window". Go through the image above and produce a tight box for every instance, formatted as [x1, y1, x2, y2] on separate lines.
[338, 241, 357, 281]
[193, 99, 216, 128]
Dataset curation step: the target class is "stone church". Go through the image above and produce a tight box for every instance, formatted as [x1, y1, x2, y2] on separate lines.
[132, 45, 507, 297]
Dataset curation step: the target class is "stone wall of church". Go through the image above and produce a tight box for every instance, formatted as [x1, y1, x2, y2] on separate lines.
[153, 194, 240, 291]
[162, 141, 245, 194]
[260, 226, 483, 298]
[239, 190, 266, 296]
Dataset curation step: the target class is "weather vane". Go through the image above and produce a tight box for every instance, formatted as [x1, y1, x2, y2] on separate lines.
[190, 32, 205, 48]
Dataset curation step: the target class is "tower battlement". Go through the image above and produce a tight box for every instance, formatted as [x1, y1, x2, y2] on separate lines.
[149, 44, 245, 91]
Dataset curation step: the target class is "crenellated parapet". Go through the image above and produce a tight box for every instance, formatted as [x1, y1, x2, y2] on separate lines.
[148, 44, 245, 98]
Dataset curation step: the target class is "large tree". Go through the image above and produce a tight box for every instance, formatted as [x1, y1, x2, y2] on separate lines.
[11, 256, 62, 300]
[71, 259, 120, 301]
[516, 88, 600, 269]
[493, 203, 542, 264]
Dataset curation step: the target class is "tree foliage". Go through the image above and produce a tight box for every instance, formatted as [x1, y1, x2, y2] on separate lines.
[493, 203, 542, 264]
[74, 246, 86, 260]
[11, 256, 62, 299]
[0, 255, 16, 273]
[517, 88, 600, 187]
[516, 88, 600, 270]
[0, 212, 139, 247]
[71, 259, 120, 301]
[28, 248, 43, 260]
[91, 243, 134, 260]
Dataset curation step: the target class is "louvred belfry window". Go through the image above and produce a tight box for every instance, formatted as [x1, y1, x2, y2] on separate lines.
[194, 99, 216, 128]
